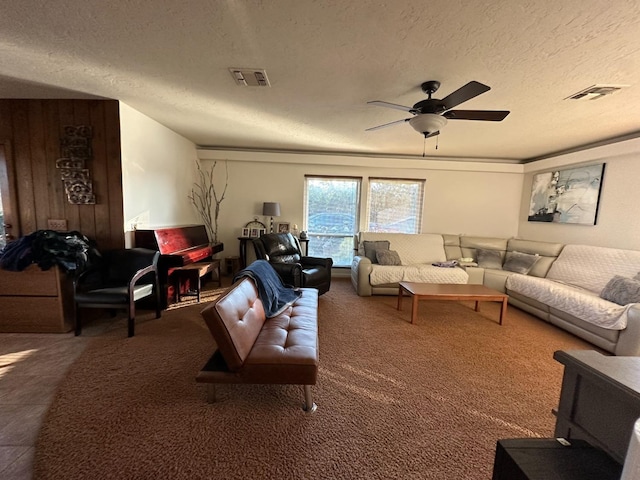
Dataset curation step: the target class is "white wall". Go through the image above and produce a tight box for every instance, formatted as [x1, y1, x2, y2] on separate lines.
[198, 149, 524, 260]
[518, 137, 640, 251]
[119, 102, 200, 246]
[116, 109, 640, 257]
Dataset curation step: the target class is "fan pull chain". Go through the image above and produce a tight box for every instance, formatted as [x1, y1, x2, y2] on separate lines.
[423, 135, 427, 157]
[436, 135, 439, 150]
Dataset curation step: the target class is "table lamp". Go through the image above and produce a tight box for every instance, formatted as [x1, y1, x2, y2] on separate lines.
[262, 202, 281, 233]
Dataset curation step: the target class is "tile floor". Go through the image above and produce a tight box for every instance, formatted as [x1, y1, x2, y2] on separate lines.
[0, 331, 89, 479]
[0, 277, 230, 479]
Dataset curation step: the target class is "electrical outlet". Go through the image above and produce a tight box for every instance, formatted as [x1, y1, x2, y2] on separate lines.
[47, 219, 68, 231]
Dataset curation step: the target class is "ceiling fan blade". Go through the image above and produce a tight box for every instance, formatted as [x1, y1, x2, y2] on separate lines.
[365, 117, 411, 131]
[367, 100, 414, 113]
[440, 81, 491, 110]
[443, 110, 510, 121]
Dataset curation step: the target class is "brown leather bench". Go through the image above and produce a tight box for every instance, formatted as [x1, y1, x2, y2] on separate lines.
[197, 277, 319, 412]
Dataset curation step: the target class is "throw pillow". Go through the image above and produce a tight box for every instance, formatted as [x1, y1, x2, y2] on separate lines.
[476, 248, 503, 270]
[376, 249, 402, 266]
[363, 240, 390, 264]
[600, 275, 640, 306]
[503, 251, 540, 275]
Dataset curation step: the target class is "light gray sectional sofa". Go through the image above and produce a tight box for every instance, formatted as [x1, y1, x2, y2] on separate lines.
[351, 232, 640, 356]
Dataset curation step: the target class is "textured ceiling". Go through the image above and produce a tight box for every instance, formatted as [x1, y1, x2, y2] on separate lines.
[1, 0, 639, 162]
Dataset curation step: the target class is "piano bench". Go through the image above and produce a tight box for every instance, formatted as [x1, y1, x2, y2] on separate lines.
[173, 260, 222, 303]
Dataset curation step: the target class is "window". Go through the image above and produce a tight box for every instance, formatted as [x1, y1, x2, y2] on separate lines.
[367, 177, 425, 233]
[304, 176, 361, 267]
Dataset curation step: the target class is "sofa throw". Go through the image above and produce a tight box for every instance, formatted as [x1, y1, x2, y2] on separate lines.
[232, 260, 302, 318]
[546, 244, 640, 294]
[363, 240, 390, 264]
[476, 248, 503, 269]
[506, 274, 632, 330]
[376, 249, 401, 266]
[503, 251, 540, 275]
[600, 275, 640, 306]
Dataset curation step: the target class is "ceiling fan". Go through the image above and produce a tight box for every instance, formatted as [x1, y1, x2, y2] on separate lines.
[366, 80, 510, 138]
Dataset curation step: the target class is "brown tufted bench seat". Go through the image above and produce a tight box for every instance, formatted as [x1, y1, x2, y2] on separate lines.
[197, 277, 319, 412]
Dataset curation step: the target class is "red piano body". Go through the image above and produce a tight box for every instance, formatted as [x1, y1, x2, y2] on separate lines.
[134, 225, 223, 307]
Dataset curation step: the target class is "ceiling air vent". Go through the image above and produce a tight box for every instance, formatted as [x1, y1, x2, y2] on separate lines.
[565, 84, 629, 100]
[229, 68, 271, 87]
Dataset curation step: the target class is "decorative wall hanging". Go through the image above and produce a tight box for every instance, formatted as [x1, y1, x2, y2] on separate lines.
[528, 163, 605, 225]
[55, 125, 96, 204]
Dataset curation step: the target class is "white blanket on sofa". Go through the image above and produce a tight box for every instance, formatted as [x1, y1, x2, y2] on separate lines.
[506, 274, 633, 330]
[546, 244, 640, 294]
[370, 264, 468, 286]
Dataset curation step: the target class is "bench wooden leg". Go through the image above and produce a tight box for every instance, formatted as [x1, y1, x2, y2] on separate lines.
[303, 385, 317, 413]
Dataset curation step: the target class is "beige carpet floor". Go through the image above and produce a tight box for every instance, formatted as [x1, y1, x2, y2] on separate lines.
[33, 278, 592, 479]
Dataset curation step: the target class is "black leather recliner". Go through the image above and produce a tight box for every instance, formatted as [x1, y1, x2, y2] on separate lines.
[252, 233, 333, 295]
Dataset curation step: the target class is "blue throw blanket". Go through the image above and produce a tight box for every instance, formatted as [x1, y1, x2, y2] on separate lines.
[233, 260, 302, 318]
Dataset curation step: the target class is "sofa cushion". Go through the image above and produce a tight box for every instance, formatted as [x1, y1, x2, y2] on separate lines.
[507, 238, 564, 278]
[546, 244, 640, 294]
[363, 240, 390, 264]
[200, 278, 266, 371]
[477, 248, 503, 269]
[600, 275, 640, 306]
[359, 232, 446, 265]
[376, 249, 401, 265]
[503, 251, 540, 275]
[506, 274, 631, 330]
[369, 264, 468, 286]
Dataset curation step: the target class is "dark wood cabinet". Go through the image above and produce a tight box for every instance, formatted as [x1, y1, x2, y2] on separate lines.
[553, 349, 640, 464]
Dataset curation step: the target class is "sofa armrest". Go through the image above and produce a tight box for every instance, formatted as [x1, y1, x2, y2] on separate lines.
[615, 304, 640, 356]
[351, 255, 373, 296]
[270, 262, 303, 288]
[301, 256, 333, 269]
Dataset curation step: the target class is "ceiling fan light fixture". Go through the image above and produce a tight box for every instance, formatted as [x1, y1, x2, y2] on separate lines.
[409, 114, 448, 135]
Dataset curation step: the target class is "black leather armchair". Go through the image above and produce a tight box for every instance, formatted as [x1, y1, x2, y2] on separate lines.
[74, 248, 161, 337]
[252, 233, 333, 295]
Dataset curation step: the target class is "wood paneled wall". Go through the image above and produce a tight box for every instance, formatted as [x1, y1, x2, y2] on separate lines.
[0, 99, 124, 250]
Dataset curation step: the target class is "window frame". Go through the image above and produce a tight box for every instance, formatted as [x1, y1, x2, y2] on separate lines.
[304, 175, 362, 268]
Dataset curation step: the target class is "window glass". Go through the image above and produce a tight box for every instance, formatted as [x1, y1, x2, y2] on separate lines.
[367, 178, 425, 233]
[305, 176, 361, 267]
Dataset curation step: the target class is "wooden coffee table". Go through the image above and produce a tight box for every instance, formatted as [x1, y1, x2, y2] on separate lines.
[397, 282, 508, 325]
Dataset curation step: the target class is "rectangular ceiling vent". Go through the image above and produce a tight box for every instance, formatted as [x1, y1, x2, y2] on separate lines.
[565, 84, 629, 100]
[229, 68, 271, 87]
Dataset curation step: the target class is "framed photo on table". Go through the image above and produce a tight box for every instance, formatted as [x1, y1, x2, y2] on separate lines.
[258, 228, 266, 236]
[277, 222, 290, 234]
[249, 228, 259, 238]
[241, 227, 250, 237]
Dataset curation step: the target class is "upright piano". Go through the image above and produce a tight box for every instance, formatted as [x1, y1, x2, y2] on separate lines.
[134, 225, 223, 307]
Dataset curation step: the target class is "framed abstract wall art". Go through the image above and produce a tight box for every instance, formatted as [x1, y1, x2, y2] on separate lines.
[528, 163, 605, 225]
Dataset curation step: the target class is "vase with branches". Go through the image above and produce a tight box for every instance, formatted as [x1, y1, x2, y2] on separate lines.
[188, 160, 228, 244]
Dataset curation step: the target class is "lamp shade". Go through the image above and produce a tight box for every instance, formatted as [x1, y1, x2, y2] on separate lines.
[262, 202, 281, 217]
[409, 114, 448, 135]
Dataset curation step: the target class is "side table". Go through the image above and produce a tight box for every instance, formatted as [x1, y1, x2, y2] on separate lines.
[492, 438, 621, 480]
